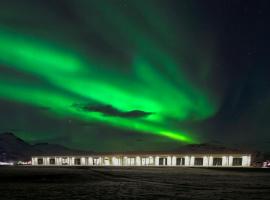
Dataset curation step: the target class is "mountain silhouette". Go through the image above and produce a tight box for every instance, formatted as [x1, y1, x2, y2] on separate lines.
[0, 132, 90, 161]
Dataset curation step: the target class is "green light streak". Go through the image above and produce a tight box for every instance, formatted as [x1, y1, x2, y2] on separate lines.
[0, 76, 197, 143]
[0, 2, 218, 144]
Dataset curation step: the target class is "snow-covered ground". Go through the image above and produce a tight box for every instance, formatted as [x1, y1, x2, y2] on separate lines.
[0, 167, 269, 200]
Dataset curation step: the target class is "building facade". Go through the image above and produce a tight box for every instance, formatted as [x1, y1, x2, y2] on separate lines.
[32, 153, 252, 167]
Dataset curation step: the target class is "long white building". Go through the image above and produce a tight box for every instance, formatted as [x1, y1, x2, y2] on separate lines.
[31, 151, 252, 167]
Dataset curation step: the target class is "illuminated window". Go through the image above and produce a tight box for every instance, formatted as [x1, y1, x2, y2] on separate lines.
[130, 157, 135, 165]
[141, 157, 149, 165]
[103, 157, 110, 165]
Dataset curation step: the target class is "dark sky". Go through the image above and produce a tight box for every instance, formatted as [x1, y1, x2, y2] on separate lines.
[0, 0, 269, 151]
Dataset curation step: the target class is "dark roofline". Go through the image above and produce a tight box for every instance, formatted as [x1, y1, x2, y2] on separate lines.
[31, 150, 253, 157]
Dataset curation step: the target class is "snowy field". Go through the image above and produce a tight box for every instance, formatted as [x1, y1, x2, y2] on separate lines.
[0, 166, 269, 200]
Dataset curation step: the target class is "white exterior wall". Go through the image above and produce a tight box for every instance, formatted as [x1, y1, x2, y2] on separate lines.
[55, 157, 59, 165]
[136, 156, 141, 166]
[150, 156, 155, 165]
[203, 156, 209, 167]
[167, 156, 171, 166]
[31, 154, 252, 167]
[88, 157, 93, 165]
[222, 156, 228, 166]
[154, 156, 159, 166]
[31, 157, 37, 165]
[81, 157, 85, 165]
[228, 156, 233, 166]
[190, 156, 195, 166]
[112, 157, 121, 166]
[123, 157, 127, 166]
[171, 156, 176, 166]
[184, 156, 190, 166]
[68, 157, 71, 165]
[209, 156, 213, 166]
[68, 157, 72, 165]
[242, 155, 251, 167]
[44, 157, 49, 165]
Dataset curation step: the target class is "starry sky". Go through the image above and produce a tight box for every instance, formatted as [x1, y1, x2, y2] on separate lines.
[0, 0, 269, 151]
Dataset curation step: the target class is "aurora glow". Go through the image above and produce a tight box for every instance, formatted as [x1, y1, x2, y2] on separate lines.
[0, 0, 268, 151]
[0, 1, 223, 145]
[2, 0, 268, 151]
[0, 25, 214, 143]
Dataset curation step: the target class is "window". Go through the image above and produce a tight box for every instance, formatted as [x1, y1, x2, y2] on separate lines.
[62, 157, 68, 165]
[75, 158, 81, 165]
[112, 157, 121, 166]
[37, 158, 43, 165]
[213, 158, 222, 166]
[103, 157, 110, 165]
[158, 158, 162, 165]
[129, 157, 135, 165]
[141, 157, 148, 165]
[159, 157, 167, 166]
[232, 158, 242, 166]
[194, 158, 203, 166]
[126, 157, 135, 166]
[49, 158, 55, 165]
[176, 157, 185, 166]
[148, 157, 154, 165]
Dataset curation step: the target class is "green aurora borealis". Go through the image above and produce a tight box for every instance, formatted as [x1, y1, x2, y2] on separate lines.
[0, 23, 216, 144]
[0, 0, 269, 151]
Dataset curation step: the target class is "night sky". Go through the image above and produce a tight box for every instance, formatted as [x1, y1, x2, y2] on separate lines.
[0, 0, 269, 151]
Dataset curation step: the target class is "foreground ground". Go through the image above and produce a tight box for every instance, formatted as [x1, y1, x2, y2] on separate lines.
[0, 166, 269, 200]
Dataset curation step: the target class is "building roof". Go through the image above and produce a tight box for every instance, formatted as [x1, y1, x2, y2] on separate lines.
[32, 144, 253, 157]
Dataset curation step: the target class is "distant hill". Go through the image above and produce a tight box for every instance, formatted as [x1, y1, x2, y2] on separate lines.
[0, 132, 35, 161]
[0, 132, 91, 161]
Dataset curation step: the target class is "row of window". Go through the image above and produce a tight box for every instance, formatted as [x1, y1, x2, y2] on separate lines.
[193, 157, 242, 166]
[37, 157, 243, 166]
